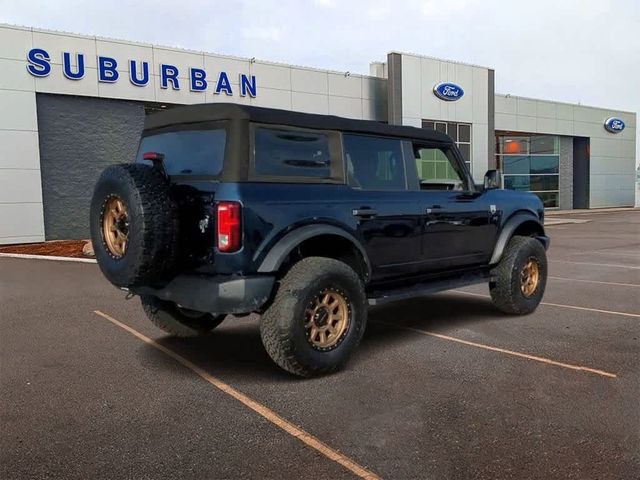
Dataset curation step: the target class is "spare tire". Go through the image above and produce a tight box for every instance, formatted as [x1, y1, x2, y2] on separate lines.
[89, 163, 179, 288]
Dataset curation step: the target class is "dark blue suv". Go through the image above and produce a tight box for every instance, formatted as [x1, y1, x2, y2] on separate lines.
[90, 103, 549, 377]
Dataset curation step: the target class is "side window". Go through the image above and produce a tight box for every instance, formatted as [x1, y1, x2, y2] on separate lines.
[343, 134, 406, 190]
[254, 127, 331, 178]
[414, 144, 467, 191]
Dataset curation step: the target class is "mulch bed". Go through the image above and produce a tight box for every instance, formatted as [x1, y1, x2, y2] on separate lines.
[0, 240, 92, 259]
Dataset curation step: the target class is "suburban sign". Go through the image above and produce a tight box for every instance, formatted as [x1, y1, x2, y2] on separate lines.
[604, 117, 625, 133]
[26, 48, 257, 97]
[433, 82, 464, 101]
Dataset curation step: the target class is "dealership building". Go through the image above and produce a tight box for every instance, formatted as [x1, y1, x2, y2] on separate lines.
[0, 23, 637, 244]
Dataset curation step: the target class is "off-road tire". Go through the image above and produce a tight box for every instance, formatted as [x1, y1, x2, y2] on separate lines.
[90, 163, 179, 288]
[260, 257, 367, 377]
[141, 295, 226, 337]
[490, 235, 547, 315]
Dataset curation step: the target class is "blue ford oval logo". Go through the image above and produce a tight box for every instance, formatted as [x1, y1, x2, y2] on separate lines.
[433, 82, 464, 101]
[604, 117, 625, 133]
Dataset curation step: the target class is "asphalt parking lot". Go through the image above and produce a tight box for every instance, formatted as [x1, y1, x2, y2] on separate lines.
[1, 210, 639, 480]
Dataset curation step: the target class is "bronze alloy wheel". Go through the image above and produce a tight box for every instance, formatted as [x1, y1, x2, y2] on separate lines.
[305, 289, 350, 351]
[520, 257, 540, 297]
[102, 196, 129, 258]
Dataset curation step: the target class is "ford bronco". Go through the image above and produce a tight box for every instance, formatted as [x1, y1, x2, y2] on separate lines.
[90, 104, 549, 377]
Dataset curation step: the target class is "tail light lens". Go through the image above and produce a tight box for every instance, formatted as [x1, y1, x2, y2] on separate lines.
[217, 201, 242, 252]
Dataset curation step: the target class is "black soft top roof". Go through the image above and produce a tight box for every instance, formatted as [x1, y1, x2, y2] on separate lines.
[144, 103, 452, 143]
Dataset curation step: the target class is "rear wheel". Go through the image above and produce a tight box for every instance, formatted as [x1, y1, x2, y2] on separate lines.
[490, 236, 547, 315]
[141, 295, 226, 337]
[260, 257, 367, 377]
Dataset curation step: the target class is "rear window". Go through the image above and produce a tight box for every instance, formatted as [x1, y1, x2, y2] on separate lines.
[254, 127, 331, 178]
[137, 128, 226, 176]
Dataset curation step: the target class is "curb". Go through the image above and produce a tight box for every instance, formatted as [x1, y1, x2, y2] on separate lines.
[544, 219, 590, 226]
[0, 252, 97, 264]
[546, 207, 639, 216]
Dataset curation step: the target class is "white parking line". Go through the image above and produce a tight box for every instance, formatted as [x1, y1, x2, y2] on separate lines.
[548, 276, 640, 288]
[452, 290, 640, 319]
[93, 310, 380, 480]
[374, 320, 617, 378]
[552, 260, 640, 270]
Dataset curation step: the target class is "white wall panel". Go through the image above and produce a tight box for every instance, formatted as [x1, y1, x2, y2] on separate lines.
[152, 47, 204, 79]
[536, 117, 557, 134]
[250, 87, 291, 109]
[0, 58, 36, 91]
[362, 97, 386, 121]
[516, 98, 537, 116]
[470, 68, 487, 122]
[495, 95, 517, 114]
[291, 68, 328, 95]
[362, 77, 384, 99]
[472, 123, 488, 181]
[0, 169, 43, 203]
[291, 92, 328, 114]
[0, 130, 40, 169]
[154, 80, 207, 104]
[590, 156, 636, 175]
[536, 101, 556, 119]
[328, 96, 362, 118]
[98, 76, 157, 102]
[573, 120, 605, 138]
[328, 73, 361, 98]
[516, 115, 536, 132]
[0, 89, 37, 130]
[401, 55, 422, 118]
[556, 103, 573, 120]
[96, 40, 153, 72]
[0, 203, 44, 241]
[0, 25, 32, 61]
[495, 112, 517, 130]
[32, 31, 97, 68]
[35, 64, 100, 97]
[249, 62, 291, 90]
[555, 119, 573, 135]
[204, 55, 251, 87]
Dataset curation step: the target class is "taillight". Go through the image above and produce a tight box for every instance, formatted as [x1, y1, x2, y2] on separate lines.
[217, 201, 242, 252]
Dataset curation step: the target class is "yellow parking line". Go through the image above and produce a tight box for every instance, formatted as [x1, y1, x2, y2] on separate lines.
[93, 310, 380, 480]
[452, 290, 640, 319]
[374, 320, 617, 378]
[552, 260, 640, 270]
[548, 276, 640, 288]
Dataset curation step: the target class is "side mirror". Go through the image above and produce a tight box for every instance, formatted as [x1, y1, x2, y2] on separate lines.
[484, 169, 502, 190]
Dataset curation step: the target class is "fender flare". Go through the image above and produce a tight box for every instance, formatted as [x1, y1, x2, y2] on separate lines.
[489, 212, 546, 265]
[257, 224, 372, 278]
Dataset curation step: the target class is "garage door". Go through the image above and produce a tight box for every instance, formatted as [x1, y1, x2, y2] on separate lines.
[36, 93, 145, 240]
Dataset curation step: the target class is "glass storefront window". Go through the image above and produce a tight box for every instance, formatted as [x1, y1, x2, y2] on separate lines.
[530, 136, 559, 154]
[496, 133, 560, 208]
[530, 155, 559, 174]
[422, 119, 472, 173]
[502, 156, 530, 175]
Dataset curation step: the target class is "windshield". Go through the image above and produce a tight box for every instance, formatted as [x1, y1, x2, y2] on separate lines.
[136, 127, 226, 176]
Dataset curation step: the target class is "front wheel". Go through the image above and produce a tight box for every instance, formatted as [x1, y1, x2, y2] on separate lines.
[260, 257, 367, 377]
[141, 295, 226, 337]
[489, 236, 548, 315]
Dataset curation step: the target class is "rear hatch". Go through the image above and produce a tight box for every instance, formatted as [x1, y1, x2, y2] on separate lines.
[135, 124, 227, 272]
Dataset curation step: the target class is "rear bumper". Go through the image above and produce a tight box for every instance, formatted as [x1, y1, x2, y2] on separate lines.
[131, 274, 275, 314]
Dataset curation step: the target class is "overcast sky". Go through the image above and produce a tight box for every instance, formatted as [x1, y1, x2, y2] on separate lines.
[2, 0, 638, 164]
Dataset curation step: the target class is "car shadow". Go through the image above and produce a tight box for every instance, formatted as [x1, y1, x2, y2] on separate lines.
[136, 292, 500, 381]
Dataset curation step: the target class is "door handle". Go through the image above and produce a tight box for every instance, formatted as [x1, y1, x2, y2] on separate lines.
[352, 208, 378, 218]
[426, 205, 443, 214]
